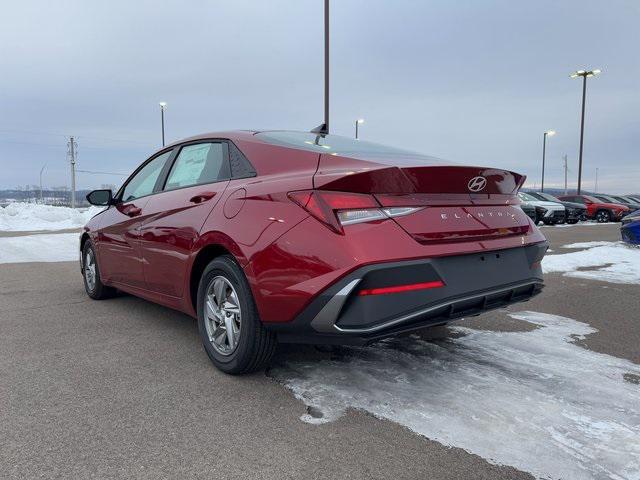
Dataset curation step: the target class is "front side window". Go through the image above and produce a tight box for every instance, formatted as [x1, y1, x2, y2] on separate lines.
[121, 151, 172, 202]
[164, 142, 229, 190]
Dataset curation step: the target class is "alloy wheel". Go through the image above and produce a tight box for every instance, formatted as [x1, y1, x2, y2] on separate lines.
[204, 276, 242, 356]
[596, 211, 610, 223]
[84, 250, 97, 292]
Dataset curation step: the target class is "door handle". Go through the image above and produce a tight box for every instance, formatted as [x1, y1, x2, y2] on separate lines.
[124, 206, 142, 217]
[189, 191, 216, 204]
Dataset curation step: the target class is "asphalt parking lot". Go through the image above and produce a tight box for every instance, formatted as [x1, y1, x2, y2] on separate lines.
[1, 224, 638, 479]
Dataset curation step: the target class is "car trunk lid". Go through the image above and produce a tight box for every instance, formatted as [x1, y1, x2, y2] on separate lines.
[314, 154, 531, 243]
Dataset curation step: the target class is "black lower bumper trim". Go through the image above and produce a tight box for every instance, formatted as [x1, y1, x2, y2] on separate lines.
[265, 243, 547, 345]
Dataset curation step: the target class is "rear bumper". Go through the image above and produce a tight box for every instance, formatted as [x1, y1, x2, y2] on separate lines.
[265, 242, 547, 345]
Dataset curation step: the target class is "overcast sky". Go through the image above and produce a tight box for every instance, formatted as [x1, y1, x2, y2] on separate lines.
[1, 0, 638, 193]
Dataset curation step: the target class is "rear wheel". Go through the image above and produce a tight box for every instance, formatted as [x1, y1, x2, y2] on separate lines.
[197, 255, 276, 374]
[595, 210, 611, 223]
[82, 241, 116, 300]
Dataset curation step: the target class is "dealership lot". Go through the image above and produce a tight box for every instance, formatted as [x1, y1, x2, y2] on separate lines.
[1, 224, 638, 479]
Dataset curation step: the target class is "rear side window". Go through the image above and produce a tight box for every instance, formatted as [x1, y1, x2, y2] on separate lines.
[229, 142, 256, 178]
[121, 151, 171, 202]
[164, 143, 230, 190]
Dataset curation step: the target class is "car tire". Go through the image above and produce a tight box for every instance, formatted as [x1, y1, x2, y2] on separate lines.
[567, 219, 578, 224]
[595, 210, 611, 223]
[197, 255, 276, 375]
[82, 240, 116, 300]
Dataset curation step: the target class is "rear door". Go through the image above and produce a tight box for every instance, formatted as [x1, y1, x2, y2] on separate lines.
[139, 141, 231, 296]
[97, 150, 173, 288]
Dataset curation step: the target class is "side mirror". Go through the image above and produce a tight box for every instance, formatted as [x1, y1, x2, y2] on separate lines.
[86, 189, 113, 206]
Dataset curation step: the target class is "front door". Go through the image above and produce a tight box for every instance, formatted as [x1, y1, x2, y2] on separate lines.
[96, 150, 173, 288]
[139, 141, 231, 297]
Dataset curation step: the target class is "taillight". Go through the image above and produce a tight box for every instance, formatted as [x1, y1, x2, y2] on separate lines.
[288, 190, 423, 234]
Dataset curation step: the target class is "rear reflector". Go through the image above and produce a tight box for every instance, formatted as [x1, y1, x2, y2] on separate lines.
[358, 280, 445, 296]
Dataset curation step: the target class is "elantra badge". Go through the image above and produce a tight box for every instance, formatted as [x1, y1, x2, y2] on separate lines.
[468, 176, 487, 192]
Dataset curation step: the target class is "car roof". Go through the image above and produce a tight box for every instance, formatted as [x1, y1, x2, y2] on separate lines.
[164, 130, 259, 148]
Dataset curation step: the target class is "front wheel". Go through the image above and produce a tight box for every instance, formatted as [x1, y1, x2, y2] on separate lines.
[595, 210, 611, 223]
[82, 241, 116, 300]
[197, 255, 276, 374]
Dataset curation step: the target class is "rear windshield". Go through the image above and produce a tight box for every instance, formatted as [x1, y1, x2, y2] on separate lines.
[255, 131, 450, 166]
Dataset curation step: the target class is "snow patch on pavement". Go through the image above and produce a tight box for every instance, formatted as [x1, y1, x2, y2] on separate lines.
[543, 241, 640, 284]
[0, 233, 79, 263]
[270, 311, 640, 480]
[0, 203, 103, 231]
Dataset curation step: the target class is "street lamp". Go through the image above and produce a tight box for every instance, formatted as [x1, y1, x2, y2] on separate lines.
[159, 102, 167, 146]
[355, 118, 365, 139]
[39, 163, 47, 204]
[570, 68, 601, 194]
[541, 130, 556, 192]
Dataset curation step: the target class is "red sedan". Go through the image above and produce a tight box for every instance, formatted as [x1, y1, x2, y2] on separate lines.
[82, 131, 547, 374]
[557, 194, 629, 223]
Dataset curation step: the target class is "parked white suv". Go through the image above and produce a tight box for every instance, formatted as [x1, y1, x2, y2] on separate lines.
[518, 192, 566, 225]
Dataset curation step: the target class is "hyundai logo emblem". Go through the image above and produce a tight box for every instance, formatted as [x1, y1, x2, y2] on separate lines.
[468, 176, 487, 192]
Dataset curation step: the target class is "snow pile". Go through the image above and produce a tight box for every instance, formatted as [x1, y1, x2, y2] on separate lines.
[0, 233, 80, 263]
[270, 311, 640, 480]
[543, 241, 640, 284]
[0, 203, 104, 231]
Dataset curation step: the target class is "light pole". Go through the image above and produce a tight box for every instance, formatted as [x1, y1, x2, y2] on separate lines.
[541, 130, 555, 192]
[570, 69, 601, 194]
[324, 0, 329, 134]
[39, 164, 46, 204]
[159, 102, 167, 146]
[311, 0, 330, 134]
[355, 118, 364, 139]
[563, 154, 568, 195]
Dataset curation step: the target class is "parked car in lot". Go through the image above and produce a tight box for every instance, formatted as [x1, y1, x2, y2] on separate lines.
[607, 195, 640, 214]
[621, 210, 640, 245]
[592, 194, 638, 213]
[81, 131, 547, 374]
[558, 194, 629, 223]
[527, 192, 587, 224]
[517, 192, 565, 225]
[518, 201, 537, 222]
